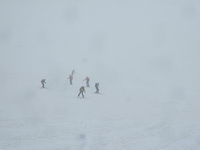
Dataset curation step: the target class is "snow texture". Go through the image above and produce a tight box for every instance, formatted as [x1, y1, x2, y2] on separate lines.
[0, 0, 200, 150]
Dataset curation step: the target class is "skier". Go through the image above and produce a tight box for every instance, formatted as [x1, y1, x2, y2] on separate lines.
[83, 76, 90, 87]
[68, 74, 73, 85]
[95, 83, 99, 93]
[78, 86, 85, 98]
[41, 79, 46, 88]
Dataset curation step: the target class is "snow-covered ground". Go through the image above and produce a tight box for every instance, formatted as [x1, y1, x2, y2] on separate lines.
[0, 73, 200, 150]
[1, 0, 200, 149]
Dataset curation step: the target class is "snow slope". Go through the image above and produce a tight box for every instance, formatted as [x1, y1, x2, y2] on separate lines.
[0, 73, 200, 150]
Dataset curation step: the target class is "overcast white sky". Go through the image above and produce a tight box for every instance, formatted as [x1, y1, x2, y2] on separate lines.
[0, 0, 200, 94]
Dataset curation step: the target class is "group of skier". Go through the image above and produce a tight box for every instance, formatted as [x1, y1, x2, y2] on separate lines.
[41, 70, 100, 98]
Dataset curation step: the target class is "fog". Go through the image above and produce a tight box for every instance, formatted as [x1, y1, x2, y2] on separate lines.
[1, 0, 200, 85]
[0, 0, 200, 149]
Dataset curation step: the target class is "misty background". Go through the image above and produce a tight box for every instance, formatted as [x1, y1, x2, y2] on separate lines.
[1, 0, 200, 90]
[0, 0, 200, 149]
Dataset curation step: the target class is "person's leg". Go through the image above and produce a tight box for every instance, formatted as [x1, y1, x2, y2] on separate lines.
[82, 92, 84, 98]
[95, 87, 97, 93]
[78, 92, 81, 97]
[70, 80, 72, 85]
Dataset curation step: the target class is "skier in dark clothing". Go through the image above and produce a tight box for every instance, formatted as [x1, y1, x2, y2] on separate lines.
[83, 76, 90, 87]
[68, 74, 73, 85]
[41, 79, 46, 88]
[78, 86, 85, 98]
[95, 83, 99, 93]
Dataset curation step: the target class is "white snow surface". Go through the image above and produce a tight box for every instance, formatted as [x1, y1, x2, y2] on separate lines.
[1, 74, 200, 150]
[1, 0, 200, 150]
